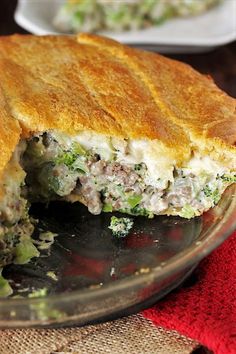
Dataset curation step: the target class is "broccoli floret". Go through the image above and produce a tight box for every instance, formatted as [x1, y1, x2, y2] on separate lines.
[103, 203, 113, 212]
[118, 206, 154, 218]
[0, 270, 13, 298]
[127, 195, 142, 209]
[203, 185, 212, 197]
[56, 152, 77, 167]
[56, 152, 88, 173]
[179, 205, 196, 219]
[108, 216, 134, 238]
[130, 206, 154, 218]
[203, 185, 221, 205]
[56, 142, 87, 170]
[72, 142, 86, 156]
[134, 163, 143, 171]
[220, 174, 236, 183]
[14, 239, 40, 265]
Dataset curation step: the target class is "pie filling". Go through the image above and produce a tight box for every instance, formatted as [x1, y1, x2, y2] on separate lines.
[0, 130, 235, 267]
[53, 0, 222, 33]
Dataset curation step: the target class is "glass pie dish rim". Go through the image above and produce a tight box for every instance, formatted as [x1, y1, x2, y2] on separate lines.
[1, 184, 235, 311]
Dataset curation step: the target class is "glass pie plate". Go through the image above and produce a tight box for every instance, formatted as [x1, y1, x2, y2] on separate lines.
[1, 185, 236, 328]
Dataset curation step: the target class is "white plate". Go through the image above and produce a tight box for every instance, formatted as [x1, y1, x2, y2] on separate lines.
[15, 0, 236, 53]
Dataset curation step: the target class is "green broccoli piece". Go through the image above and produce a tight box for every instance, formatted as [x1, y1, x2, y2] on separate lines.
[103, 203, 113, 212]
[56, 152, 77, 167]
[56, 142, 86, 168]
[72, 142, 86, 156]
[14, 239, 40, 265]
[0, 270, 13, 298]
[118, 206, 154, 218]
[179, 205, 196, 219]
[134, 163, 143, 171]
[220, 174, 236, 183]
[203, 185, 221, 205]
[127, 195, 142, 209]
[56, 146, 88, 173]
[203, 185, 212, 197]
[108, 216, 134, 238]
[130, 206, 154, 218]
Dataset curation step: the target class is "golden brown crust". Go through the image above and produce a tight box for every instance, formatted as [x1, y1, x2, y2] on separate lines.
[0, 85, 21, 185]
[0, 34, 190, 165]
[0, 33, 235, 179]
[77, 33, 236, 167]
[0, 35, 122, 137]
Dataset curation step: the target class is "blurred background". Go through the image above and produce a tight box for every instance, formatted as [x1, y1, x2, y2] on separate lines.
[0, 0, 235, 96]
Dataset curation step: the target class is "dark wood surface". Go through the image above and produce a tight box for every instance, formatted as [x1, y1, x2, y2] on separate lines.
[1, 0, 235, 98]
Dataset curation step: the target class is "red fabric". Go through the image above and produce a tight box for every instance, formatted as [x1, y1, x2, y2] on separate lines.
[142, 232, 236, 354]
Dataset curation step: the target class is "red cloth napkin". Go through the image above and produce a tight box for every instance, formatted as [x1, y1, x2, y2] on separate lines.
[142, 232, 236, 354]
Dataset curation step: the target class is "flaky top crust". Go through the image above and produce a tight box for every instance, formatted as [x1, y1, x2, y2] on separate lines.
[0, 33, 235, 177]
[0, 86, 21, 179]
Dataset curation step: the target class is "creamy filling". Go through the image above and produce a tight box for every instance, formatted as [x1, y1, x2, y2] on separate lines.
[23, 131, 235, 218]
[0, 144, 38, 267]
[53, 0, 222, 33]
[0, 143, 27, 225]
[0, 129, 235, 267]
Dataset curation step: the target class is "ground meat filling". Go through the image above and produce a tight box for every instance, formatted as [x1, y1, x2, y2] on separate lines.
[78, 161, 142, 214]
[22, 132, 232, 218]
[0, 144, 37, 268]
[0, 132, 233, 269]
